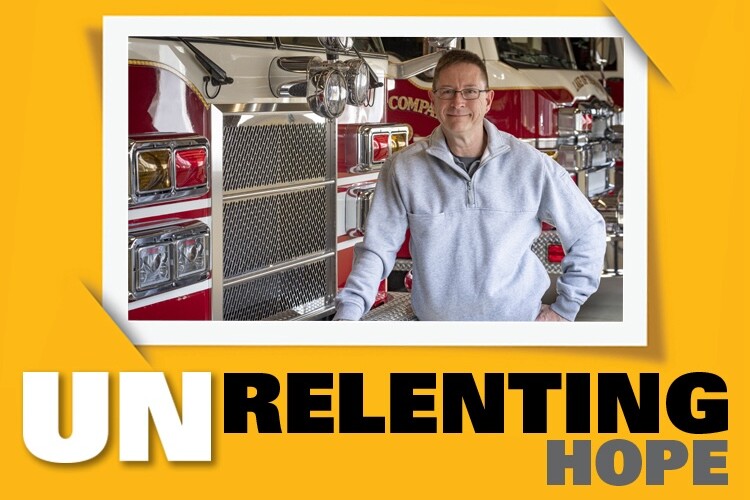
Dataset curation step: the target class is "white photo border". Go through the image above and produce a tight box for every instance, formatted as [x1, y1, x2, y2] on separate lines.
[103, 16, 648, 346]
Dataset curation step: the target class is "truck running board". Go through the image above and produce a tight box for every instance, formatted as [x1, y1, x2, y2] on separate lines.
[362, 292, 417, 321]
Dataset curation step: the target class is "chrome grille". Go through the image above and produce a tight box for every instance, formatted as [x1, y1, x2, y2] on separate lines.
[223, 258, 334, 321]
[222, 123, 327, 191]
[222, 187, 329, 279]
[214, 109, 336, 321]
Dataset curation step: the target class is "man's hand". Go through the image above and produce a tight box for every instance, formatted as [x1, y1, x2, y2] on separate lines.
[535, 304, 569, 322]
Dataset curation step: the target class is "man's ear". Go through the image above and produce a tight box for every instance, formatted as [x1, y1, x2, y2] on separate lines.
[485, 89, 495, 111]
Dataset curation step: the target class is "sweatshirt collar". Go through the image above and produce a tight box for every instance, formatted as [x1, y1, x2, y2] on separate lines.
[426, 119, 511, 171]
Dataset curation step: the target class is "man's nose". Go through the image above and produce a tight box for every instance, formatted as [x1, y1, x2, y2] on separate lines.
[451, 91, 467, 102]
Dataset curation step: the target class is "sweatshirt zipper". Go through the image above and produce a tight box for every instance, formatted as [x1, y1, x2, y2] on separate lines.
[467, 179, 475, 207]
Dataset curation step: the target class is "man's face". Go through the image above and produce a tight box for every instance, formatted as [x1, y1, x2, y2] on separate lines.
[429, 62, 494, 140]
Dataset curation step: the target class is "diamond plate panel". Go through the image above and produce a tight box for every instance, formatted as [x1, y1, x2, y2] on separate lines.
[222, 187, 330, 279]
[531, 231, 563, 274]
[362, 292, 418, 321]
[393, 259, 413, 272]
[223, 123, 328, 191]
[223, 258, 333, 321]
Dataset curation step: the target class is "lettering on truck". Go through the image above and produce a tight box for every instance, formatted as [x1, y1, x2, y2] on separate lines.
[388, 95, 436, 118]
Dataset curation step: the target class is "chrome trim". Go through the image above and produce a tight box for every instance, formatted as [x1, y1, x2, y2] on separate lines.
[128, 220, 211, 301]
[386, 50, 444, 80]
[535, 138, 560, 150]
[557, 141, 612, 172]
[348, 163, 383, 174]
[578, 161, 616, 198]
[350, 123, 411, 171]
[345, 183, 376, 237]
[213, 107, 337, 320]
[275, 56, 314, 73]
[289, 304, 336, 321]
[210, 106, 225, 320]
[223, 179, 335, 203]
[128, 136, 210, 207]
[268, 56, 315, 98]
[215, 102, 311, 114]
[224, 251, 335, 288]
[325, 119, 338, 299]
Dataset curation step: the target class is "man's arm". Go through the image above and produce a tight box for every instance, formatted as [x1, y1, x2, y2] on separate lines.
[537, 157, 607, 321]
[333, 159, 409, 320]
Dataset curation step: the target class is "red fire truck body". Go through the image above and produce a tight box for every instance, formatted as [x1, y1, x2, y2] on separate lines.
[128, 37, 415, 321]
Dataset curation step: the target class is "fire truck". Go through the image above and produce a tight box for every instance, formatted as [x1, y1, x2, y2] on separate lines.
[128, 36, 436, 321]
[380, 37, 624, 294]
[570, 37, 624, 108]
[127, 36, 623, 322]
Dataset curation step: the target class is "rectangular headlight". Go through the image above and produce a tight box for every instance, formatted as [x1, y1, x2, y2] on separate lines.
[129, 220, 211, 301]
[136, 243, 172, 290]
[176, 234, 208, 279]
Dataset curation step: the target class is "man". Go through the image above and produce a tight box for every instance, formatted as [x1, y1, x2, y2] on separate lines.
[334, 49, 606, 321]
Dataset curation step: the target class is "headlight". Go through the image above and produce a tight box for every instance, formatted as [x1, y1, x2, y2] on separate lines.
[136, 243, 172, 290]
[307, 65, 348, 119]
[340, 59, 370, 106]
[129, 221, 211, 301]
[176, 234, 208, 279]
[317, 37, 354, 52]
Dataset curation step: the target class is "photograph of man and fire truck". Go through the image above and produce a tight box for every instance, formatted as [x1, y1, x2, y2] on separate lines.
[127, 36, 625, 323]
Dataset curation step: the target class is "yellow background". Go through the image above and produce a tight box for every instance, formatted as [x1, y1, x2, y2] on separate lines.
[1, 1, 748, 498]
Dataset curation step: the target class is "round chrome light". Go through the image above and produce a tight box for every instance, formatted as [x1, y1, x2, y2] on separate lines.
[318, 37, 354, 52]
[307, 65, 348, 119]
[341, 59, 370, 106]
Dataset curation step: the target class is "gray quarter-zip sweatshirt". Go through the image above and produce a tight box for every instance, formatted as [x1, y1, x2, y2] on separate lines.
[334, 120, 606, 321]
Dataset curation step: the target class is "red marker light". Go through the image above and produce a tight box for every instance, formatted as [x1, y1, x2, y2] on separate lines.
[175, 148, 208, 189]
[547, 244, 565, 263]
[371, 133, 390, 163]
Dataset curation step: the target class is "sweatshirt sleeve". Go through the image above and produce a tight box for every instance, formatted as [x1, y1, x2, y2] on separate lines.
[333, 158, 409, 320]
[537, 156, 607, 321]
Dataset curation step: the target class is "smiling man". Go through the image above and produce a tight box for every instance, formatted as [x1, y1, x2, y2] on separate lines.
[334, 49, 606, 321]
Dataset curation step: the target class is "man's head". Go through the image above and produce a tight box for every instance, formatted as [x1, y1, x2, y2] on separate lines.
[432, 50, 490, 91]
[429, 50, 494, 143]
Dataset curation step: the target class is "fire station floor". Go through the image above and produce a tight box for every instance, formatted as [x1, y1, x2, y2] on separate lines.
[378, 273, 624, 321]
